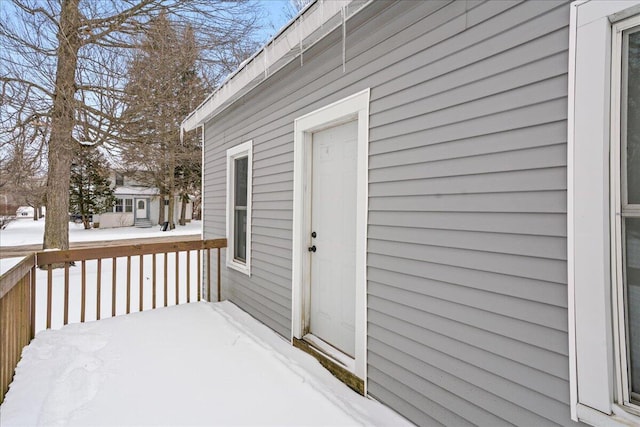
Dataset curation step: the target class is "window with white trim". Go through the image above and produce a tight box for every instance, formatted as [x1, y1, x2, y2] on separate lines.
[114, 198, 133, 213]
[570, 2, 640, 425]
[226, 141, 252, 275]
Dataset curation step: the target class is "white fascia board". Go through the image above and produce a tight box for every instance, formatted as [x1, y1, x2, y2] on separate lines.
[181, 0, 372, 132]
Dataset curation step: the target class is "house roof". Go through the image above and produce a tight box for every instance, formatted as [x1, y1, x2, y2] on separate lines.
[181, 0, 372, 132]
[113, 186, 159, 196]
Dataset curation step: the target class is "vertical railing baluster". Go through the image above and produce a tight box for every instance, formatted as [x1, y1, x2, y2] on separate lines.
[112, 257, 117, 317]
[30, 264, 36, 339]
[164, 253, 168, 307]
[126, 256, 131, 314]
[186, 250, 191, 303]
[175, 251, 179, 305]
[139, 254, 144, 312]
[207, 248, 211, 302]
[217, 248, 221, 302]
[63, 262, 70, 325]
[197, 250, 201, 301]
[152, 254, 157, 309]
[81, 260, 86, 323]
[97, 259, 102, 320]
[46, 266, 52, 329]
[8, 290, 13, 391]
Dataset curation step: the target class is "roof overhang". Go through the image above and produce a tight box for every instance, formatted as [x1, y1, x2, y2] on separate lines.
[181, 0, 372, 133]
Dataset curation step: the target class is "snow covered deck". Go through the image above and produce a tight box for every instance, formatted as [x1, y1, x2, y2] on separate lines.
[0, 301, 409, 426]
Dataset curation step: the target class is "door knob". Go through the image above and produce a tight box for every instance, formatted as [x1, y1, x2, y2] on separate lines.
[308, 245, 316, 252]
[311, 231, 317, 238]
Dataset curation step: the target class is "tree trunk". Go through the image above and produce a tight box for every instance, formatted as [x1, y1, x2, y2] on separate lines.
[179, 194, 187, 226]
[168, 195, 175, 230]
[32, 206, 39, 221]
[158, 195, 165, 225]
[43, 0, 81, 251]
[168, 146, 176, 230]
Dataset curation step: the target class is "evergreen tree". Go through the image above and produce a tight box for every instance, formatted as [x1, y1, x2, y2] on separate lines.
[121, 13, 205, 229]
[69, 146, 115, 230]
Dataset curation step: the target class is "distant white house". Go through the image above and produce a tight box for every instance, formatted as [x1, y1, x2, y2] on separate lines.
[94, 171, 192, 229]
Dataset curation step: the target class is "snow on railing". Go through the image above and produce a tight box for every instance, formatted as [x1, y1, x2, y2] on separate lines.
[0, 238, 226, 404]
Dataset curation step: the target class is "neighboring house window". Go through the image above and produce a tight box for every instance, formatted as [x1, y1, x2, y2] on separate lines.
[115, 173, 124, 186]
[226, 140, 252, 275]
[114, 198, 133, 213]
[570, 3, 640, 425]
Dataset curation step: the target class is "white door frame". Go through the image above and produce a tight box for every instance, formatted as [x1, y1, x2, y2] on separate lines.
[135, 198, 148, 219]
[291, 88, 369, 387]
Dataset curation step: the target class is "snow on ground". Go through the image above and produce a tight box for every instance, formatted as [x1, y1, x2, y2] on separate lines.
[0, 301, 410, 426]
[0, 218, 202, 247]
[0, 218, 202, 275]
[0, 257, 24, 276]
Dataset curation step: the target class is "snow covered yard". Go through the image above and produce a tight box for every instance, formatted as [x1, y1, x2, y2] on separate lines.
[0, 218, 203, 275]
[0, 218, 202, 247]
[0, 301, 409, 426]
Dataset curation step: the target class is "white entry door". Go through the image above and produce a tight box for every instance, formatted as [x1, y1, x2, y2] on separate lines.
[308, 120, 357, 357]
[136, 199, 147, 219]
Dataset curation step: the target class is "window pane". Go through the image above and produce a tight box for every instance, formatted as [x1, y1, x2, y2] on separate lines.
[626, 218, 640, 394]
[234, 209, 246, 262]
[625, 30, 640, 203]
[235, 157, 248, 207]
[125, 199, 133, 213]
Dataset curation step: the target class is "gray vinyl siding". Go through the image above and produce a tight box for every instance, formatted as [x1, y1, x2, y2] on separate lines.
[202, 0, 574, 425]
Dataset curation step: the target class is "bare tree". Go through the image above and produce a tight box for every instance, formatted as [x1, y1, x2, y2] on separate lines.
[282, 0, 312, 21]
[1, 133, 47, 220]
[0, 0, 261, 250]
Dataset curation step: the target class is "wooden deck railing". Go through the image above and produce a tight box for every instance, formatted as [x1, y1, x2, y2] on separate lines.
[0, 254, 35, 406]
[0, 238, 226, 404]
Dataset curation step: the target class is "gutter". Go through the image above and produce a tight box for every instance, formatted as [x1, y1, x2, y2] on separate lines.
[181, 0, 372, 133]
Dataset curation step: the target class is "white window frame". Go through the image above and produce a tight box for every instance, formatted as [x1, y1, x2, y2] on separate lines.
[226, 140, 252, 276]
[569, 1, 640, 425]
[114, 198, 132, 213]
[612, 12, 640, 412]
[291, 88, 369, 388]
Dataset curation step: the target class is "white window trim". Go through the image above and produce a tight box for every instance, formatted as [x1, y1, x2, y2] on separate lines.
[226, 140, 252, 276]
[612, 12, 640, 412]
[291, 88, 369, 388]
[569, 1, 640, 425]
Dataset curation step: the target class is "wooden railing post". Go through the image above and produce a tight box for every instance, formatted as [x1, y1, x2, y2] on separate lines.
[30, 264, 36, 340]
[139, 255, 144, 312]
[175, 251, 179, 306]
[217, 248, 221, 302]
[197, 250, 201, 301]
[207, 248, 211, 302]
